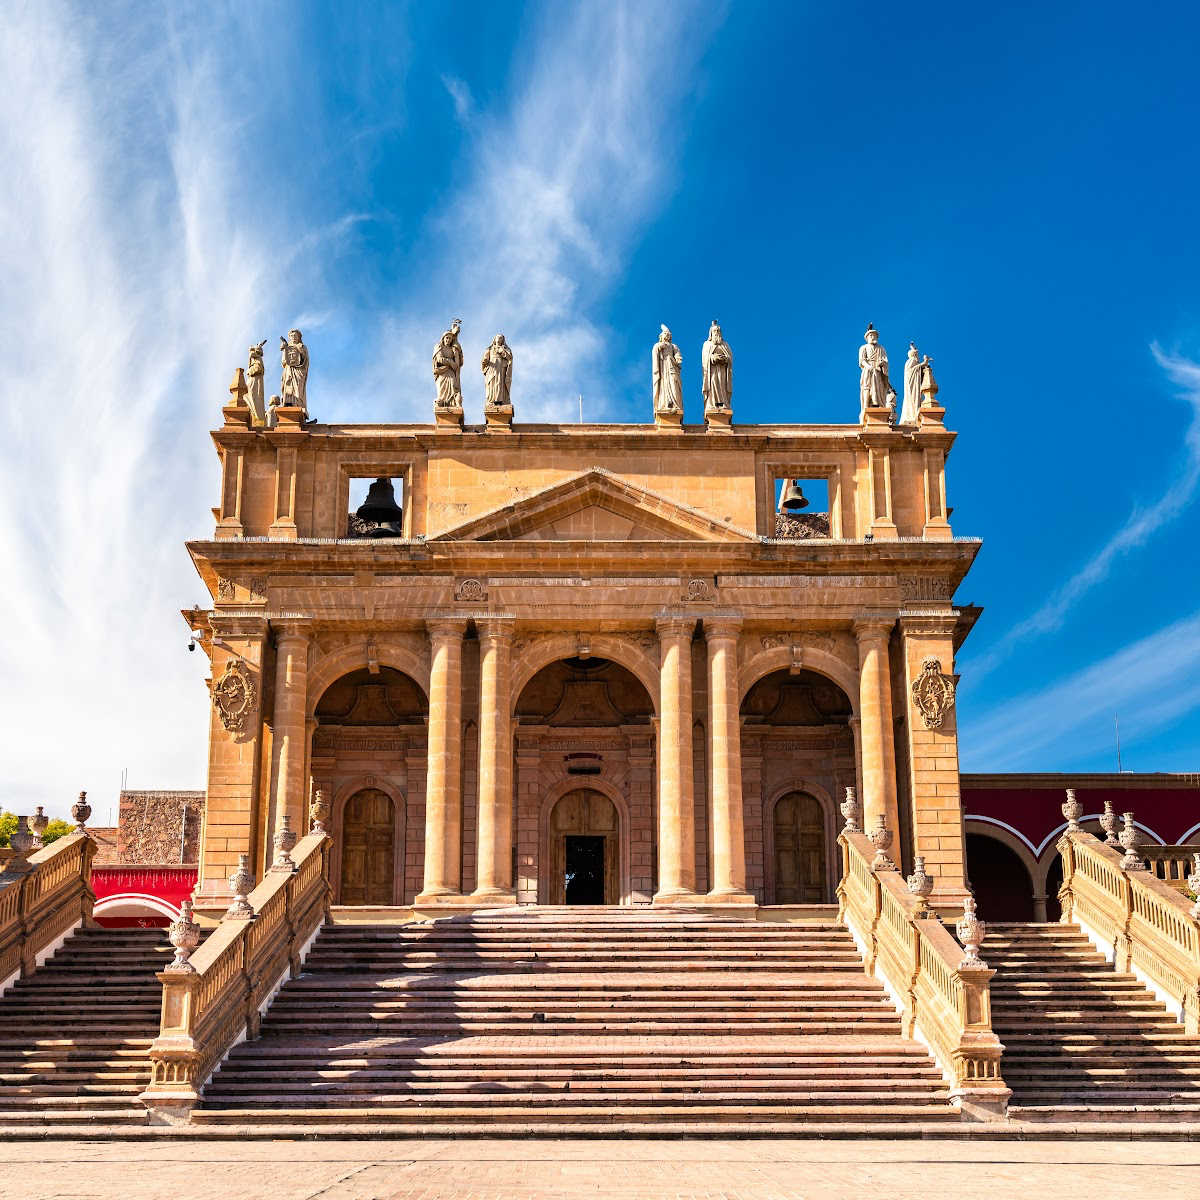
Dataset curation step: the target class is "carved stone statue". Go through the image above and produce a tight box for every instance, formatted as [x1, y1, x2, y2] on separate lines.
[433, 319, 464, 410]
[701, 320, 733, 413]
[858, 323, 895, 420]
[652, 325, 683, 415]
[481, 333, 513, 410]
[246, 341, 267, 427]
[279, 329, 309, 414]
[900, 341, 926, 425]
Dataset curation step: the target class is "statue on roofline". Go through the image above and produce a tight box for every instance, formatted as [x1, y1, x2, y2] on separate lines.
[279, 329, 309, 415]
[481, 333, 513, 411]
[433, 318, 464, 410]
[858, 323, 895, 421]
[701, 320, 733, 414]
[652, 324, 683, 415]
[246, 340, 267, 427]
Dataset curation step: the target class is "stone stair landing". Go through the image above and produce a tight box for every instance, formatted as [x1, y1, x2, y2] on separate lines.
[194, 908, 960, 1133]
[987, 923, 1200, 1120]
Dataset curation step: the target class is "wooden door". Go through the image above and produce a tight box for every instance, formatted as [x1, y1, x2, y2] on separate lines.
[340, 788, 396, 905]
[549, 790, 619, 904]
[773, 791, 827, 904]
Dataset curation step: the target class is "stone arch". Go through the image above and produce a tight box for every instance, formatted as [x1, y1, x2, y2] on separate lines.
[510, 633, 660, 715]
[537, 776, 632, 905]
[306, 638, 430, 717]
[965, 825, 1038, 922]
[93, 894, 180, 926]
[738, 645, 859, 716]
[330, 775, 406, 905]
[763, 780, 838, 904]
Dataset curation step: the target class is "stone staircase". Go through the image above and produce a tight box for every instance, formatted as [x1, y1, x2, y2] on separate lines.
[987, 923, 1200, 1119]
[193, 908, 960, 1133]
[0, 927, 168, 1126]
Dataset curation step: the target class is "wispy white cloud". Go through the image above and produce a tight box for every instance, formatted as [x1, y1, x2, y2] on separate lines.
[331, 1, 724, 425]
[441, 74, 473, 123]
[960, 610, 1200, 770]
[0, 3, 350, 816]
[966, 345, 1200, 682]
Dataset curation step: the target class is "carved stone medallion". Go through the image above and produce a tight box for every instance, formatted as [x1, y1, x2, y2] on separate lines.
[455, 578, 487, 602]
[683, 578, 715, 602]
[911, 656, 956, 729]
[216, 577, 235, 601]
[212, 659, 257, 734]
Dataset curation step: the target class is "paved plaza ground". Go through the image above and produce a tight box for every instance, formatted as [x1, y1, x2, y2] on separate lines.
[4, 1138, 1199, 1200]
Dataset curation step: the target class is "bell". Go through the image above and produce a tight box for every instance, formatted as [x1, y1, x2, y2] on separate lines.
[355, 477, 404, 536]
[779, 480, 810, 512]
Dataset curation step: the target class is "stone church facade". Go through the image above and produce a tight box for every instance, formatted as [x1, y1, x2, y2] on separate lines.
[188, 379, 969, 916]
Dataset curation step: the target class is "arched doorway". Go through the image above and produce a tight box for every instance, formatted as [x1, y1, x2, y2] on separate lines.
[516, 656, 652, 905]
[548, 790, 619, 905]
[772, 791, 828, 904]
[340, 788, 397, 905]
[741, 668, 854, 904]
[966, 833, 1036, 922]
[315, 666, 425, 905]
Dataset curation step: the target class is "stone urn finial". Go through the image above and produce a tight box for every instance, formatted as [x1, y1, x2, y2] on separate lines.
[868, 812, 895, 872]
[271, 813, 298, 873]
[9, 815, 34, 863]
[225, 854, 256, 920]
[166, 900, 202, 972]
[840, 787, 861, 835]
[71, 791, 91, 831]
[1187, 854, 1200, 920]
[30, 807, 48, 849]
[1099, 799, 1120, 847]
[310, 788, 330, 837]
[1119, 812, 1145, 871]
[1062, 788, 1082, 834]
[907, 856, 934, 914]
[956, 895, 987, 969]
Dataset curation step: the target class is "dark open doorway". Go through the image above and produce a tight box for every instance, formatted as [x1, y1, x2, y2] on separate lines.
[564, 835, 606, 904]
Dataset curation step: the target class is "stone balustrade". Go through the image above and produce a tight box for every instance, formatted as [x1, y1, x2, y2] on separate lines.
[140, 830, 331, 1119]
[0, 829, 96, 997]
[1059, 827, 1200, 1031]
[837, 827, 1009, 1118]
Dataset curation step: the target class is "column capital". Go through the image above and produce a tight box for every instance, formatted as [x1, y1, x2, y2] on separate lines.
[656, 615, 696, 641]
[272, 618, 312, 645]
[852, 616, 895, 642]
[898, 612, 959, 638]
[476, 617, 515, 645]
[703, 615, 743, 641]
[426, 618, 468, 642]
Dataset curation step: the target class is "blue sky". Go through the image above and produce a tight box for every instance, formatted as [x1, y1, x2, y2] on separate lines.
[2, 1, 1198, 817]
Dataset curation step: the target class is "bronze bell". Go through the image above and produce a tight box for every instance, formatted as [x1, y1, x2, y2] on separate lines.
[779, 480, 810, 512]
[356, 477, 404, 536]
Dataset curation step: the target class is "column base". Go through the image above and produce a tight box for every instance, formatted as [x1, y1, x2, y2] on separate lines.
[704, 889, 756, 905]
[469, 888, 519, 906]
[651, 888, 698, 906]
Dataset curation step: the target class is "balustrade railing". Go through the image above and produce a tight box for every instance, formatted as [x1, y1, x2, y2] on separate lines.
[0, 829, 96, 996]
[140, 831, 331, 1117]
[1059, 828, 1200, 1031]
[837, 827, 1009, 1118]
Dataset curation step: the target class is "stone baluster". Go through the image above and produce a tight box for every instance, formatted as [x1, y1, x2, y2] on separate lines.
[840, 786, 861, 835]
[271, 814, 297, 873]
[309, 788, 330, 837]
[474, 621, 515, 902]
[30, 807, 48, 849]
[418, 620, 466, 902]
[654, 617, 697, 902]
[71, 791, 91, 832]
[1062, 788, 1081, 834]
[225, 854, 256, 920]
[1119, 812, 1146, 871]
[166, 901, 201, 972]
[1099, 799, 1119, 846]
[956, 895, 986, 968]
[868, 812, 896, 871]
[907, 855, 933, 915]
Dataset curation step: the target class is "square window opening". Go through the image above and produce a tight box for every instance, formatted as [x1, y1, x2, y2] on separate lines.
[773, 476, 831, 539]
[348, 475, 406, 539]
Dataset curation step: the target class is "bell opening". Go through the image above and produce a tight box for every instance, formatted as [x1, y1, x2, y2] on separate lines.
[348, 476, 405, 539]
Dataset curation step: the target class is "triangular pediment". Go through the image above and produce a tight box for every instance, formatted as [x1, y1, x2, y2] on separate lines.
[431, 469, 755, 543]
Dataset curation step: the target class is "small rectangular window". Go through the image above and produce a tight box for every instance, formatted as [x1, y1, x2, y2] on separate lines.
[773, 477, 830, 539]
[348, 475, 405, 539]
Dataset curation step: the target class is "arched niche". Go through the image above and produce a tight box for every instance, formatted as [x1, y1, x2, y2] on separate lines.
[306, 640, 430, 718]
[509, 634, 659, 716]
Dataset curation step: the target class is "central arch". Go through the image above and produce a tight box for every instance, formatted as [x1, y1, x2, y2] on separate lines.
[516, 656, 653, 905]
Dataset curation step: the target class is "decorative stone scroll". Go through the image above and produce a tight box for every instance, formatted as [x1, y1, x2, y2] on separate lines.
[910, 656, 956, 729]
[455, 578, 488, 602]
[211, 659, 257, 734]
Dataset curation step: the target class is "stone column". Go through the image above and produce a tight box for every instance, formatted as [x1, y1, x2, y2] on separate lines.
[418, 619, 467, 902]
[473, 620, 515, 902]
[853, 618, 900, 846]
[268, 621, 310, 869]
[705, 617, 753, 903]
[654, 617, 697, 902]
